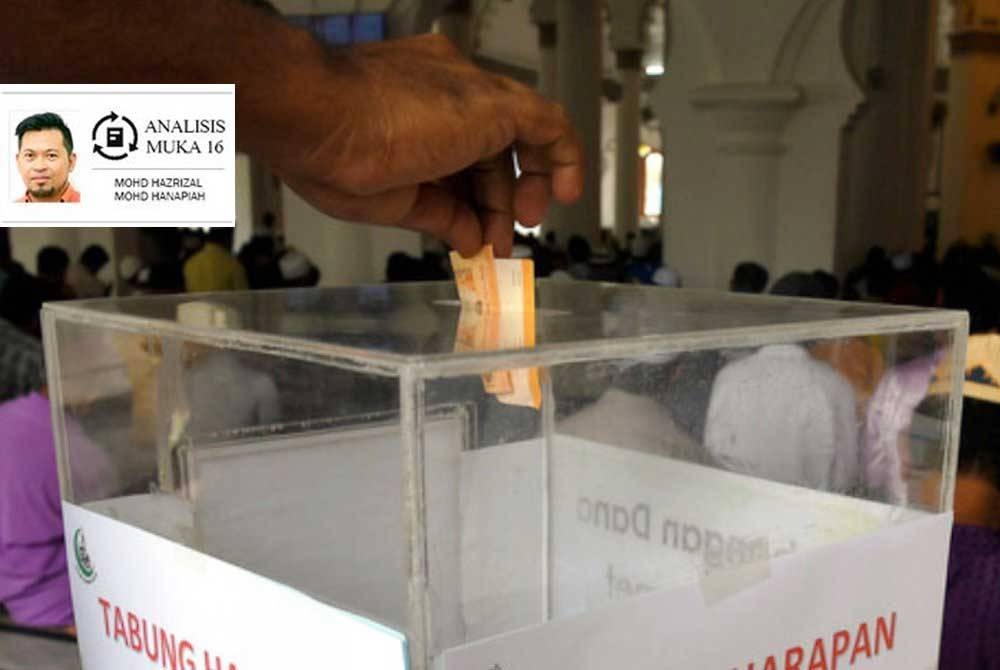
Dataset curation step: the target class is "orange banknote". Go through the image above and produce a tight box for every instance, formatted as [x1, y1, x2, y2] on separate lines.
[450, 245, 540, 409]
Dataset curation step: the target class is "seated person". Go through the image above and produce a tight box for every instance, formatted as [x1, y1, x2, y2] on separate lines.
[0, 314, 45, 403]
[938, 336, 1000, 668]
[183, 228, 248, 293]
[66, 244, 111, 299]
[0, 386, 112, 633]
[0, 280, 112, 633]
[704, 344, 860, 492]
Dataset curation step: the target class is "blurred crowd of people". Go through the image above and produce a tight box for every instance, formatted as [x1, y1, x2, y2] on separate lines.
[729, 236, 1000, 323]
[0, 220, 324, 405]
[118, 221, 321, 296]
[384, 228, 682, 286]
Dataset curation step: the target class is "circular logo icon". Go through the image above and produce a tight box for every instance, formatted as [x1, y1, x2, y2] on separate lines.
[92, 110, 138, 161]
[73, 528, 97, 584]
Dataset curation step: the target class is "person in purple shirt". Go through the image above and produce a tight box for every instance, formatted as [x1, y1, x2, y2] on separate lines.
[0, 387, 113, 633]
[0, 390, 75, 630]
[0, 273, 112, 632]
[940, 395, 1000, 669]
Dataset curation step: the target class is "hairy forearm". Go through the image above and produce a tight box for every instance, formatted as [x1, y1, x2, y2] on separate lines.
[0, 0, 341, 166]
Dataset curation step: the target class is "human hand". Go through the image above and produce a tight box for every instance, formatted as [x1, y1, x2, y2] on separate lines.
[2, 2, 582, 257]
[255, 34, 584, 258]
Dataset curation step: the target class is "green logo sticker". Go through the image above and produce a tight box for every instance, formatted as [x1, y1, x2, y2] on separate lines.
[73, 528, 97, 584]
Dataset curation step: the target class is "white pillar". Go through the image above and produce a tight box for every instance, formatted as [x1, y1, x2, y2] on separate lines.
[649, 0, 864, 288]
[690, 84, 801, 282]
[552, 0, 603, 244]
[530, 0, 558, 101]
[608, 0, 650, 240]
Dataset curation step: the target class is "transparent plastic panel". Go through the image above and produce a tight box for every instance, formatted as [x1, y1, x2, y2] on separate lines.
[46, 314, 410, 632]
[550, 328, 960, 511]
[52, 282, 959, 367]
[418, 327, 964, 664]
[545, 328, 960, 615]
[419, 374, 546, 656]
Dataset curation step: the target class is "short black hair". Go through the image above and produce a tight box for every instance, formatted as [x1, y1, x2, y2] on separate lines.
[37, 245, 70, 278]
[958, 397, 1000, 490]
[567, 235, 592, 263]
[811, 270, 840, 299]
[730, 262, 769, 293]
[16, 112, 74, 154]
[940, 242, 1000, 333]
[80, 244, 110, 273]
[771, 271, 827, 298]
[0, 269, 44, 336]
[206, 227, 234, 247]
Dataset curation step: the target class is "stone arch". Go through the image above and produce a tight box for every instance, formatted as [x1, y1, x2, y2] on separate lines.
[772, 0, 841, 83]
[664, 0, 724, 83]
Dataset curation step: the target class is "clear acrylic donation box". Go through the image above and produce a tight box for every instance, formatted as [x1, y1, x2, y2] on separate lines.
[43, 283, 967, 670]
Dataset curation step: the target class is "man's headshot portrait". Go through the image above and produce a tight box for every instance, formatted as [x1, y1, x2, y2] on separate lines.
[14, 112, 80, 203]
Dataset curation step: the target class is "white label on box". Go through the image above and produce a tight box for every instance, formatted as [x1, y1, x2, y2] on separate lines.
[63, 502, 408, 670]
[1, 84, 233, 226]
[546, 437, 919, 617]
[442, 512, 951, 670]
[447, 438, 950, 669]
[455, 438, 918, 637]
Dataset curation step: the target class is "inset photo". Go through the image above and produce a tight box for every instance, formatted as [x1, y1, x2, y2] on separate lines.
[10, 110, 82, 203]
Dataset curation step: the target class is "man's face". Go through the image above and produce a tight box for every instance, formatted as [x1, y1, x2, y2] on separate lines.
[16, 129, 76, 201]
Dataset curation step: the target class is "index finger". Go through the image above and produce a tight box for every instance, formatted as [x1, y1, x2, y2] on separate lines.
[499, 78, 585, 204]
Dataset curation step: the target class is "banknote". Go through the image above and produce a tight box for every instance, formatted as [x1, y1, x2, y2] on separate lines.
[452, 245, 499, 314]
[450, 245, 541, 408]
[492, 255, 540, 408]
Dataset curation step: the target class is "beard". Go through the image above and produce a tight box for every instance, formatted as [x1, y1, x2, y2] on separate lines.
[27, 178, 66, 199]
[29, 185, 57, 198]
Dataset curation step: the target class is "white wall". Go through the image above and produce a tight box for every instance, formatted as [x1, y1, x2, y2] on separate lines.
[775, 0, 865, 278]
[646, 0, 737, 289]
[366, 225, 422, 281]
[476, 0, 540, 70]
[235, 153, 254, 252]
[281, 185, 421, 286]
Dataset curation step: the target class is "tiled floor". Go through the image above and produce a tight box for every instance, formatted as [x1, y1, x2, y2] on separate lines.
[0, 630, 81, 670]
